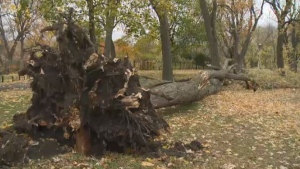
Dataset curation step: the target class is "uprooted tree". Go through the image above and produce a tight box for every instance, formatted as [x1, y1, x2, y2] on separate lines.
[0, 9, 257, 166]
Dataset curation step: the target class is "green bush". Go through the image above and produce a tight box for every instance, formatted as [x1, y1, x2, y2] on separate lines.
[247, 68, 300, 89]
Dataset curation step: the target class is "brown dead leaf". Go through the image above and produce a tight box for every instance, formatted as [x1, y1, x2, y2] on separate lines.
[141, 161, 155, 167]
[167, 162, 175, 167]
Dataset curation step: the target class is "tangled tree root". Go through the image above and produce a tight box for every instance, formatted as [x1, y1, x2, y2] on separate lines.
[14, 9, 169, 157]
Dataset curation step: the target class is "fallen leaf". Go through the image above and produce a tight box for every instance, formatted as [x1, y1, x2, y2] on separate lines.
[141, 161, 155, 167]
[167, 162, 175, 167]
[221, 163, 236, 169]
[186, 149, 194, 154]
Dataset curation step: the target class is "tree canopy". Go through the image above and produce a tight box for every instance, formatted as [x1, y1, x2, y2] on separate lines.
[0, 0, 300, 75]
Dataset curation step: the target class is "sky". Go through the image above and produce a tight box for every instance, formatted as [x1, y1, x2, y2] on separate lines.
[258, 3, 277, 27]
[112, 2, 278, 41]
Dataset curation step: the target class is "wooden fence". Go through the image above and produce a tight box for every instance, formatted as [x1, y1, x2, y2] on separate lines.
[133, 60, 203, 70]
[0, 60, 203, 83]
[0, 75, 29, 83]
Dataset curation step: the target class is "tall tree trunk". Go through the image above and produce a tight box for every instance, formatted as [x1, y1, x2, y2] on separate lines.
[158, 12, 173, 81]
[276, 26, 285, 69]
[7, 39, 19, 61]
[19, 37, 25, 69]
[264, 0, 297, 69]
[104, 30, 113, 58]
[238, 38, 251, 71]
[86, 0, 96, 46]
[150, 1, 173, 81]
[199, 0, 220, 68]
[233, 34, 241, 72]
[104, 18, 114, 58]
[290, 24, 298, 72]
[273, 41, 276, 69]
[111, 39, 116, 58]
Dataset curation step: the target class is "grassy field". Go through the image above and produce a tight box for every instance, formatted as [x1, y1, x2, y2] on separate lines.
[0, 90, 31, 127]
[139, 69, 300, 89]
[0, 69, 300, 169]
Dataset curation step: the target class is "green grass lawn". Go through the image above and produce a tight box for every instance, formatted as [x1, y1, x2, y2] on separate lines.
[0, 88, 299, 169]
[0, 90, 31, 127]
[0, 69, 300, 168]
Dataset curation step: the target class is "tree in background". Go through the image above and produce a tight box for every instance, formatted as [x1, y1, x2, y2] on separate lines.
[150, 0, 173, 81]
[133, 32, 161, 60]
[73, 0, 152, 59]
[199, 0, 220, 68]
[288, 14, 300, 72]
[169, 0, 207, 61]
[246, 25, 277, 69]
[0, 0, 39, 71]
[114, 37, 137, 59]
[218, 0, 264, 72]
[265, 0, 300, 69]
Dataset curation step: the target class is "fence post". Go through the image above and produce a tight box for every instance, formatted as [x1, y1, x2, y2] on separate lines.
[1, 76, 3, 82]
[151, 61, 154, 70]
[139, 61, 142, 70]
[12, 76, 14, 82]
[146, 61, 149, 70]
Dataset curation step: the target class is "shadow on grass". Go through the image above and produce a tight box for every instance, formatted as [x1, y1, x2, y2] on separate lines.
[158, 102, 201, 118]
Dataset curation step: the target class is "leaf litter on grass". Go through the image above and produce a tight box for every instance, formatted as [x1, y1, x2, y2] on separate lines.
[159, 88, 300, 168]
[1, 87, 300, 169]
[0, 89, 31, 127]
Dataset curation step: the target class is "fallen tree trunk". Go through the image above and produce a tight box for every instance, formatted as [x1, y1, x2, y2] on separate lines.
[150, 68, 258, 109]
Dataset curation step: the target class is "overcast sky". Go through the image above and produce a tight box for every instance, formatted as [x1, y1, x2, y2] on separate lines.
[258, 3, 277, 26]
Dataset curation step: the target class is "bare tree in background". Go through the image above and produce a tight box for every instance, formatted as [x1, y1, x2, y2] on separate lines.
[265, 0, 300, 69]
[218, 0, 264, 72]
[0, 0, 39, 70]
[199, 0, 220, 68]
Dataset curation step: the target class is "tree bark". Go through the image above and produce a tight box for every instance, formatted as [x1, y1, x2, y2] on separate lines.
[19, 37, 25, 69]
[290, 24, 298, 72]
[150, 69, 257, 109]
[276, 26, 285, 69]
[86, 0, 96, 45]
[158, 11, 173, 81]
[103, 0, 120, 58]
[111, 39, 116, 58]
[104, 19, 114, 58]
[150, 0, 174, 81]
[199, 0, 220, 68]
